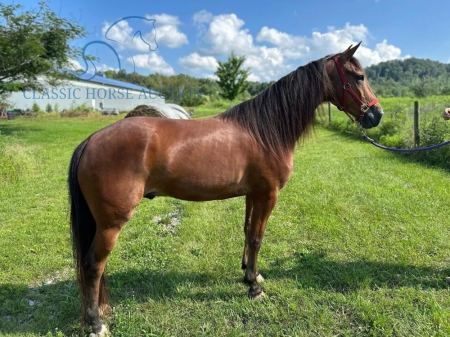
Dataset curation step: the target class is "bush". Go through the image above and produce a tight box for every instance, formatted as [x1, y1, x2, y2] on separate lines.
[179, 94, 206, 107]
[379, 134, 406, 148]
[45, 103, 53, 113]
[410, 116, 450, 167]
[32, 102, 41, 113]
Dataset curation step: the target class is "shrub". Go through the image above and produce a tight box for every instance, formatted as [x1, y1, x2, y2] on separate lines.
[45, 103, 53, 113]
[32, 102, 41, 113]
[180, 94, 206, 107]
[379, 134, 406, 148]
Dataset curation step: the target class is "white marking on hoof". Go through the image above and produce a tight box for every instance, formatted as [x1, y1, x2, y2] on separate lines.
[445, 277, 450, 284]
[256, 274, 265, 283]
[254, 291, 265, 300]
[89, 324, 109, 337]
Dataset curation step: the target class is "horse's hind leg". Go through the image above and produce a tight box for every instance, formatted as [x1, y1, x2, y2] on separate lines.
[84, 208, 134, 336]
[84, 221, 124, 335]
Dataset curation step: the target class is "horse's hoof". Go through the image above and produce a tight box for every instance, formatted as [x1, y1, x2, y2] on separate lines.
[445, 277, 450, 284]
[248, 286, 265, 300]
[89, 324, 109, 337]
[256, 273, 265, 283]
[250, 290, 265, 300]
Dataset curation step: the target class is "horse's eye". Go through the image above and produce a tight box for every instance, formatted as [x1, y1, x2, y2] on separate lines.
[356, 75, 365, 83]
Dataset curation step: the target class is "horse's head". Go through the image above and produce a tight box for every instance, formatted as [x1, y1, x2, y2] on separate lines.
[326, 43, 383, 129]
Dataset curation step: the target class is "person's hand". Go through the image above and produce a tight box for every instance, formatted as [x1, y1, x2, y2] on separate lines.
[443, 108, 450, 120]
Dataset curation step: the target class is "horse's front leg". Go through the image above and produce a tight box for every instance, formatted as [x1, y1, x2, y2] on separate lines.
[241, 195, 253, 270]
[244, 191, 277, 299]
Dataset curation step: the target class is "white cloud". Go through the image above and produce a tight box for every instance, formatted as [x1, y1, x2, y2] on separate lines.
[179, 53, 218, 73]
[128, 54, 175, 75]
[102, 14, 187, 52]
[193, 10, 213, 24]
[257, 27, 309, 59]
[203, 13, 254, 56]
[102, 20, 133, 49]
[146, 14, 188, 48]
[191, 13, 406, 81]
[96, 64, 120, 73]
[192, 12, 290, 81]
[68, 59, 83, 71]
[102, 19, 156, 52]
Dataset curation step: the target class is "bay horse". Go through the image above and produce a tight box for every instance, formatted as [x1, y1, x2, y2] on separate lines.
[68, 43, 383, 335]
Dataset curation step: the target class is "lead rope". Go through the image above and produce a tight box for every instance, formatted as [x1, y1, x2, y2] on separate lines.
[356, 124, 450, 152]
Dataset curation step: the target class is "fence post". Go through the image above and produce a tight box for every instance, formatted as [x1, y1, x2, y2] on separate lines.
[414, 101, 420, 148]
[328, 102, 331, 125]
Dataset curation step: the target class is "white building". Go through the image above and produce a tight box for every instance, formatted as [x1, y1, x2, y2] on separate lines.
[8, 73, 165, 111]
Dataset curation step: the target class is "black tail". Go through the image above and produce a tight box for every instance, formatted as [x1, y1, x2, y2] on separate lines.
[68, 138, 108, 321]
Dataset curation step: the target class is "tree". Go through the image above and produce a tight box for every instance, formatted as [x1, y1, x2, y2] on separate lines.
[215, 52, 250, 100]
[0, 2, 87, 95]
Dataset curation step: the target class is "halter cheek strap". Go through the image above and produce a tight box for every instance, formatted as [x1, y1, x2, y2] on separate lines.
[332, 56, 379, 123]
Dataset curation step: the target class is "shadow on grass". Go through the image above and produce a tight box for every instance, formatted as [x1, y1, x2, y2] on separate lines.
[263, 252, 449, 293]
[1, 256, 449, 335]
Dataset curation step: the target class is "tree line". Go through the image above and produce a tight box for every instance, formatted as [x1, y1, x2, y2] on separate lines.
[366, 58, 450, 97]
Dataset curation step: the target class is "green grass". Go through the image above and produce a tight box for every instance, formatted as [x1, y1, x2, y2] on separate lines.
[1, 114, 450, 336]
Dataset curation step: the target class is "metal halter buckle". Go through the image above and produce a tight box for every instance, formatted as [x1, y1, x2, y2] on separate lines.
[360, 103, 370, 112]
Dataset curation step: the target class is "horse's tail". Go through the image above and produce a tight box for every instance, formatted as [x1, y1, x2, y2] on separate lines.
[68, 138, 108, 320]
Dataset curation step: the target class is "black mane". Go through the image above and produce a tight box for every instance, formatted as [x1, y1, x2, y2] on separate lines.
[218, 57, 334, 158]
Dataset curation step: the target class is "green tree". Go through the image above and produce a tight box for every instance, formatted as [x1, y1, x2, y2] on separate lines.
[0, 2, 87, 95]
[32, 102, 40, 113]
[45, 103, 52, 112]
[215, 52, 250, 100]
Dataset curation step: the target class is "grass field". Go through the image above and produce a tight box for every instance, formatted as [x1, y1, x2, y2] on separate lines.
[1, 113, 450, 336]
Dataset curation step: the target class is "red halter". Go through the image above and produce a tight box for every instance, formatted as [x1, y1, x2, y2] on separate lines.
[332, 55, 379, 123]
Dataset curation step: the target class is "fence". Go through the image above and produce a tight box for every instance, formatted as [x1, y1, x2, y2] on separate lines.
[325, 99, 450, 149]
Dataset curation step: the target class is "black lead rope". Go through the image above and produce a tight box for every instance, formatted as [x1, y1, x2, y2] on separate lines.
[361, 133, 450, 153]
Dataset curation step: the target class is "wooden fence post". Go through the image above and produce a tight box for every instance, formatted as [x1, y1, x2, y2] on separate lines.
[414, 101, 420, 148]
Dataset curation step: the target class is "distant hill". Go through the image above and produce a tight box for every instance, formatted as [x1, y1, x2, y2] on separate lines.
[365, 58, 450, 97]
[103, 58, 450, 102]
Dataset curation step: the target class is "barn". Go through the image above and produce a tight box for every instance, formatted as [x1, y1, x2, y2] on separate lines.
[7, 73, 165, 112]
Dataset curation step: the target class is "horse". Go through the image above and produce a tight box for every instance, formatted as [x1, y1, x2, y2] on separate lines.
[68, 43, 383, 335]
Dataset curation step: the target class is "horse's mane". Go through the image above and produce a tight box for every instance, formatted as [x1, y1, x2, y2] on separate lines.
[218, 57, 335, 158]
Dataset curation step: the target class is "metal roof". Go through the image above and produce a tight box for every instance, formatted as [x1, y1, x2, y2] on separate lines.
[74, 72, 159, 94]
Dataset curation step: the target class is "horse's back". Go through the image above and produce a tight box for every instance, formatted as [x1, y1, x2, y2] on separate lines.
[78, 117, 261, 202]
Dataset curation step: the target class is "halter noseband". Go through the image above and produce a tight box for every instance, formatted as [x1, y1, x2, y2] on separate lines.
[332, 55, 379, 123]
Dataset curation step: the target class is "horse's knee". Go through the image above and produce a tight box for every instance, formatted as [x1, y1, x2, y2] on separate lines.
[250, 236, 262, 249]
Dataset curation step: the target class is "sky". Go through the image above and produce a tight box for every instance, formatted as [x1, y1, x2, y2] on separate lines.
[12, 0, 450, 82]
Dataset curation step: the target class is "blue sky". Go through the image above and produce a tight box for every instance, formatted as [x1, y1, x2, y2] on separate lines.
[13, 0, 450, 81]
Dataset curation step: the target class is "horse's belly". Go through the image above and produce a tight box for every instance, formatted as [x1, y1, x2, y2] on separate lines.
[147, 170, 249, 201]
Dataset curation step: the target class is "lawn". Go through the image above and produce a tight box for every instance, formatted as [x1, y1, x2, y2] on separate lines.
[1, 113, 450, 336]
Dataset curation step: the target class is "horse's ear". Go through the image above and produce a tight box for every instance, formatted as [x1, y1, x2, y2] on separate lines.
[339, 42, 361, 64]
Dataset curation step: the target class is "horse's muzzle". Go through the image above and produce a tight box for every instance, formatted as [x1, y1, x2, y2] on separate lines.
[360, 105, 383, 129]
